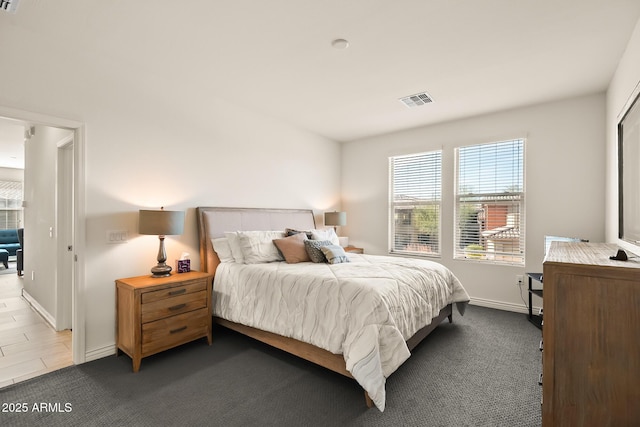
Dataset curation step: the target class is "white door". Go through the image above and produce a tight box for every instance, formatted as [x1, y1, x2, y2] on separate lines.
[56, 138, 73, 330]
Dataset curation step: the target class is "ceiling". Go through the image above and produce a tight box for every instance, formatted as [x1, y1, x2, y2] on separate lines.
[1, 1, 640, 146]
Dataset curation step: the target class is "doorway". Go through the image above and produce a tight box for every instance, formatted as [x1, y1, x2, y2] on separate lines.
[0, 105, 85, 370]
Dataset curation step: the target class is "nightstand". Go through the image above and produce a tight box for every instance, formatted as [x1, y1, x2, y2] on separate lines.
[344, 245, 364, 254]
[115, 271, 213, 372]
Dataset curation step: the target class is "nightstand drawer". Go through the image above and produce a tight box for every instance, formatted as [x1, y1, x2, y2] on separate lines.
[141, 308, 209, 355]
[141, 290, 207, 323]
[141, 280, 207, 304]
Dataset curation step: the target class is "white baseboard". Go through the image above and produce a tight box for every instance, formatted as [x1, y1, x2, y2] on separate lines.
[469, 297, 540, 314]
[21, 289, 115, 364]
[85, 344, 117, 363]
[21, 290, 57, 329]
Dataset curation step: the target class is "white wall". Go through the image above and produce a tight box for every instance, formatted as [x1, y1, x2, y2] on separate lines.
[80, 106, 340, 356]
[0, 167, 23, 181]
[22, 125, 73, 322]
[342, 93, 606, 311]
[81, 97, 341, 351]
[0, 27, 341, 358]
[607, 18, 640, 251]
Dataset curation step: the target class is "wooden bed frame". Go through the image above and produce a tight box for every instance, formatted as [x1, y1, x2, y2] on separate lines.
[196, 206, 453, 408]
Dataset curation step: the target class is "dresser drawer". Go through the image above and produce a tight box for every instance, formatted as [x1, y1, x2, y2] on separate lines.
[141, 290, 207, 323]
[141, 308, 209, 355]
[141, 279, 207, 304]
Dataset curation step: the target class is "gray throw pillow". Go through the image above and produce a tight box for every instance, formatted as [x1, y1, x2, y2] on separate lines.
[320, 245, 350, 264]
[304, 239, 332, 263]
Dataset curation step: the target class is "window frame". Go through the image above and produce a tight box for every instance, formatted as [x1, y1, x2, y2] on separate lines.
[0, 180, 23, 230]
[388, 150, 442, 258]
[453, 139, 525, 265]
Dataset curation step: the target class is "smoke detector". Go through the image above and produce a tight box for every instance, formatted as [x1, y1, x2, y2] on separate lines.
[399, 92, 433, 108]
[331, 39, 350, 49]
[0, 0, 20, 14]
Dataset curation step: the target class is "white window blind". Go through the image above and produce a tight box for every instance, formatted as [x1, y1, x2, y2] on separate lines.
[454, 139, 524, 264]
[389, 151, 441, 256]
[0, 180, 23, 229]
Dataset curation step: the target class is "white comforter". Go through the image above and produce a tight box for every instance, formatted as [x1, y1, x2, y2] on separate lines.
[213, 253, 469, 411]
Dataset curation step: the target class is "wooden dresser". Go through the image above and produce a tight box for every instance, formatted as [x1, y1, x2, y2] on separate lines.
[542, 242, 640, 426]
[116, 271, 213, 372]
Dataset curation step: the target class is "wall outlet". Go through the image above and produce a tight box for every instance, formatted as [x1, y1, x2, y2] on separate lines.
[516, 274, 524, 286]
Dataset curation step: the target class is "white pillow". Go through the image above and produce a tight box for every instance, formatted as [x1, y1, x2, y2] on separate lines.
[224, 232, 245, 264]
[237, 230, 285, 264]
[211, 237, 234, 263]
[311, 228, 340, 246]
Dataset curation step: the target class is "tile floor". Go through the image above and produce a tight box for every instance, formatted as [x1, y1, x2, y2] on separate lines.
[0, 265, 72, 388]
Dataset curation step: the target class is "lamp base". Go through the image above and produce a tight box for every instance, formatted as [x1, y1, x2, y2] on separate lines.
[150, 263, 172, 278]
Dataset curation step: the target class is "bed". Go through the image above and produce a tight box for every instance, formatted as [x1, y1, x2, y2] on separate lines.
[197, 207, 469, 411]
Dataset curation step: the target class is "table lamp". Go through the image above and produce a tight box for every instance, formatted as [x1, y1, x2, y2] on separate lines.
[139, 207, 185, 277]
[324, 211, 348, 247]
[324, 211, 346, 231]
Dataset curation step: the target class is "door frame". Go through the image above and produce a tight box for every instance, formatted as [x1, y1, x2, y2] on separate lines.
[0, 105, 86, 364]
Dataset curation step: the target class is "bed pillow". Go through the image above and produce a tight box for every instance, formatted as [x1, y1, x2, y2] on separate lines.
[285, 228, 314, 239]
[237, 230, 285, 264]
[311, 228, 340, 245]
[224, 232, 245, 264]
[211, 237, 235, 263]
[320, 245, 350, 264]
[304, 239, 333, 263]
[273, 233, 311, 263]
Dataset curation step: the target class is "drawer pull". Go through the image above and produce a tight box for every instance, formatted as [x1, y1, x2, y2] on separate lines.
[169, 289, 187, 296]
[169, 304, 187, 311]
[539, 339, 543, 351]
[170, 326, 187, 334]
[538, 373, 543, 385]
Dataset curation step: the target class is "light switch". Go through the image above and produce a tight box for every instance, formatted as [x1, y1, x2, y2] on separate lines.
[106, 230, 128, 244]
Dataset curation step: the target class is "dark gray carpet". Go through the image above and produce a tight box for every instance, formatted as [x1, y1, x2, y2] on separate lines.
[0, 305, 541, 426]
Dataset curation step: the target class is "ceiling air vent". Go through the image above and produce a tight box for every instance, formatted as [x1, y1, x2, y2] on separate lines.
[399, 92, 433, 108]
[0, 0, 20, 14]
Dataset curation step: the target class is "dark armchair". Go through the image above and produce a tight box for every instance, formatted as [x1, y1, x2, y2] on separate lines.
[0, 228, 20, 256]
[17, 228, 23, 277]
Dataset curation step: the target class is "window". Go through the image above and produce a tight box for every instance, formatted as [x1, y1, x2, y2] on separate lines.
[454, 139, 524, 264]
[389, 151, 441, 256]
[0, 180, 23, 229]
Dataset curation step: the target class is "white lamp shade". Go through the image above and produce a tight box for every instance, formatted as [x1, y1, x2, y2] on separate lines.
[139, 209, 185, 236]
[324, 211, 347, 227]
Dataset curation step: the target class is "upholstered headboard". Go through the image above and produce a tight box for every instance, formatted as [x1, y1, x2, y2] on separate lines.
[196, 207, 316, 274]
